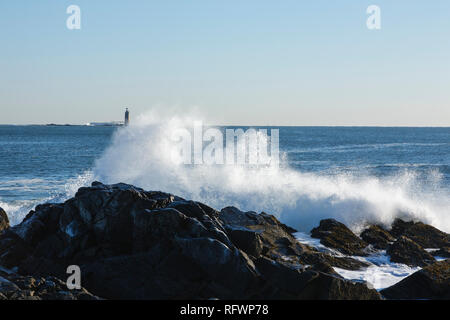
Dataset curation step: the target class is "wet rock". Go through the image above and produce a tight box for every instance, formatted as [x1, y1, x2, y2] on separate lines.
[310, 219, 368, 256]
[360, 225, 395, 250]
[386, 236, 436, 267]
[254, 256, 315, 299]
[220, 207, 296, 234]
[381, 259, 450, 300]
[225, 226, 263, 258]
[390, 219, 450, 249]
[79, 243, 259, 299]
[219, 206, 303, 261]
[296, 271, 382, 300]
[0, 207, 9, 233]
[254, 257, 380, 300]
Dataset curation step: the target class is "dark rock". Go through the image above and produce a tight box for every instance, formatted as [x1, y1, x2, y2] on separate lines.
[219, 206, 304, 261]
[225, 226, 263, 258]
[167, 200, 231, 248]
[254, 256, 315, 299]
[220, 207, 296, 234]
[390, 219, 450, 249]
[381, 259, 450, 300]
[254, 257, 380, 300]
[386, 236, 436, 267]
[360, 225, 395, 250]
[0, 207, 9, 233]
[0, 231, 30, 268]
[296, 271, 381, 300]
[310, 219, 369, 256]
[79, 243, 259, 299]
[0, 182, 379, 300]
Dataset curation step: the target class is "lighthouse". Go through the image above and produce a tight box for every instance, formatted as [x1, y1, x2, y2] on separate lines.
[124, 108, 130, 126]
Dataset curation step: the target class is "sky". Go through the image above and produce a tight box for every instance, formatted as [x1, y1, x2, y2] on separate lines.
[0, 0, 449, 126]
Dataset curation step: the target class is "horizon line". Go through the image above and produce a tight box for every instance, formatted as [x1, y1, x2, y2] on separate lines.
[1, 123, 450, 128]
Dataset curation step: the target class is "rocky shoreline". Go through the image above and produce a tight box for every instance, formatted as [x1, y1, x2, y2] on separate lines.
[0, 182, 448, 300]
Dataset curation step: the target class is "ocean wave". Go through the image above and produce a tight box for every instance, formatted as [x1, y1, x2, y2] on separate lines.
[89, 111, 450, 234]
[0, 172, 95, 226]
[0, 199, 43, 225]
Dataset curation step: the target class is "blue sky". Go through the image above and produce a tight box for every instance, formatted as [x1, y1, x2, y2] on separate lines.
[0, 0, 449, 125]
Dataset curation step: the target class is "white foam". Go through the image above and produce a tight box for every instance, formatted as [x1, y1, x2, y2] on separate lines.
[294, 232, 421, 290]
[334, 261, 421, 291]
[0, 200, 38, 225]
[334, 250, 421, 290]
[89, 110, 450, 234]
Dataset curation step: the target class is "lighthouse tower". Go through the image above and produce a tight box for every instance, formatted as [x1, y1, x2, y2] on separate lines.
[124, 108, 130, 126]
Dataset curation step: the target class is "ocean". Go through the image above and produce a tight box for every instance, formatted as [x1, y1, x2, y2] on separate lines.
[1, 121, 449, 290]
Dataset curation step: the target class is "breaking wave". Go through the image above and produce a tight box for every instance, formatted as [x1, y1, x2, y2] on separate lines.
[89, 111, 450, 233]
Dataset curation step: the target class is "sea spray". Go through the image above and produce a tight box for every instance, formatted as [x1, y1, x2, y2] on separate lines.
[89, 111, 450, 233]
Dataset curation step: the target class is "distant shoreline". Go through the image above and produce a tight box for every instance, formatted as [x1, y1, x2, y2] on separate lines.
[0, 124, 449, 128]
[0, 123, 124, 127]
